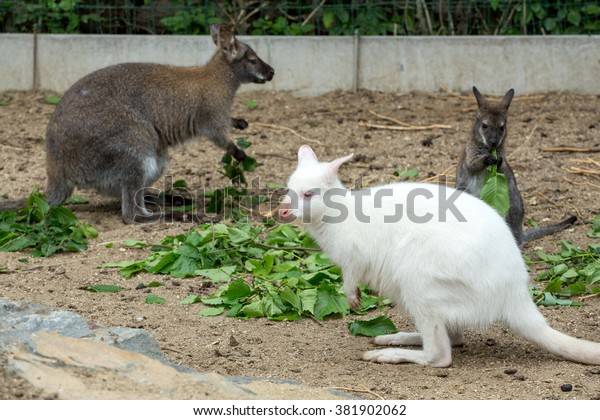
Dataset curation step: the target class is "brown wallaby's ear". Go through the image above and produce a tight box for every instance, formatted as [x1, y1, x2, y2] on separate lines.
[501, 88, 515, 109]
[472, 86, 488, 109]
[212, 24, 238, 60]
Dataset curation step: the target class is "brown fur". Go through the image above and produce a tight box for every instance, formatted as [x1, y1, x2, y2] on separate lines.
[45, 24, 274, 223]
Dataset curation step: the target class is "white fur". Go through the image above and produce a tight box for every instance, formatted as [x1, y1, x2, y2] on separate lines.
[282, 145, 600, 367]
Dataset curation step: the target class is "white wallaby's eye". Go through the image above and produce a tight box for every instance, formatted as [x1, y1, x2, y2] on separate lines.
[303, 190, 314, 199]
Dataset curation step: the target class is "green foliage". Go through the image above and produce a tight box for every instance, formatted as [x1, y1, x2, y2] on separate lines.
[3, 1, 598, 35]
[347, 315, 398, 336]
[0, 187, 98, 257]
[205, 138, 261, 217]
[528, 221, 600, 306]
[480, 150, 510, 217]
[104, 222, 386, 320]
[244, 100, 258, 110]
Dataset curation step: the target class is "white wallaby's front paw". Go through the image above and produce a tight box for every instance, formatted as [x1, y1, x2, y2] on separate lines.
[347, 288, 361, 310]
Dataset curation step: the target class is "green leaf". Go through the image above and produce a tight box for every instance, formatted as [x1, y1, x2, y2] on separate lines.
[45, 95, 61, 104]
[322, 10, 335, 29]
[242, 155, 259, 172]
[194, 266, 236, 282]
[224, 278, 252, 301]
[393, 168, 419, 180]
[181, 295, 202, 305]
[120, 239, 146, 248]
[146, 281, 164, 288]
[145, 294, 166, 304]
[171, 179, 188, 189]
[82, 284, 124, 293]
[244, 100, 258, 110]
[347, 315, 398, 337]
[199, 307, 225, 317]
[314, 289, 349, 319]
[480, 152, 510, 217]
[236, 138, 252, 149]
[64, 195, 89, 205]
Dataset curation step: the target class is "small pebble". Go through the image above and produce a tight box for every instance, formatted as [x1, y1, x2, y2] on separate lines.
[135, 283, 145, 290]
[229, 335, 239, 347]
[588, 368, 600, 375]
[485, 338, 496, 346]
[504, 368, 517, 375]
[513, 373, 525, 381]
[435, 370, 449, 378]
[561, 384, 573, 392]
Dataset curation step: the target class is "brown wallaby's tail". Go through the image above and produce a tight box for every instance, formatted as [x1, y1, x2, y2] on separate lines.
[509, 301, 600, 365]
[521, 215, 577, 244]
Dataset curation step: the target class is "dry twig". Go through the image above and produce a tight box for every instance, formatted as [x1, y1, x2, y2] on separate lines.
[328, 386, 384, 400]
[579, 293, 600, 302]
[562, 176, 600, 191]
[253, 122, 322, 145]
[541, 147, 600, 153]
[567, 167, 600, 176]
[359, 122, 452, 131]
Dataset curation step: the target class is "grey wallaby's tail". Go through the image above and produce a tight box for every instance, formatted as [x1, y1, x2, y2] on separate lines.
[510, 304, 600, 365]
[522, 215, 577, 244]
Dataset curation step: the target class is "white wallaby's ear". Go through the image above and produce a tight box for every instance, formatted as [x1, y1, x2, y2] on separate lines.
[326, 153, 354, 182]
[298, 145, 318, 166]
[210, 24, 220, 45]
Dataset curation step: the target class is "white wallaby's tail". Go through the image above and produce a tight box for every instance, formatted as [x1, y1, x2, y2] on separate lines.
[509, 303, 600, 365]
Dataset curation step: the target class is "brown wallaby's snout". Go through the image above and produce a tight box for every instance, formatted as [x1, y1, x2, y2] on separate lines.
[45, 23, 274, 224]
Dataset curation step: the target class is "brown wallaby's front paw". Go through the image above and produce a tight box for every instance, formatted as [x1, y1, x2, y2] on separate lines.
[484, 155, 500, 166]
[231, 118, 248, 130]
[232, 147, 246, 162]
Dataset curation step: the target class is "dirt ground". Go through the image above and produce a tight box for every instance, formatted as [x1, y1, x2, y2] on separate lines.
[0, 89, 599, 400]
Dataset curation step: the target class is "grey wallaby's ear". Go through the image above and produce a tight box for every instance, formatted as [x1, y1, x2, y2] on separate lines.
[211, 24, 238, 60]
[472, 86, 488, 109]
[501, 88, 515, 109]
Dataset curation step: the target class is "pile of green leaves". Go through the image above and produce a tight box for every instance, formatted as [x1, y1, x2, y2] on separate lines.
[103, 222, 387, 321]
[480, 150, 510, 216]
[205, 138, 261, 216]
[0, 188, 98, 257]
[528, 215, 600, 306]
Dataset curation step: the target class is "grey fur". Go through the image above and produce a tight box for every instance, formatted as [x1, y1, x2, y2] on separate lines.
[45, 24, 274, 223]
[456, 87, 576, 246]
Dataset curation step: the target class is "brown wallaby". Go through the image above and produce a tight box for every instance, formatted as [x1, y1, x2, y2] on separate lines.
[45, 24, 274, 224]
[455, 87, 576, 246]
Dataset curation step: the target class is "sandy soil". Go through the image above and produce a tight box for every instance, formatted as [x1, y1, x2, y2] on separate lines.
[1, 89, 599, 400]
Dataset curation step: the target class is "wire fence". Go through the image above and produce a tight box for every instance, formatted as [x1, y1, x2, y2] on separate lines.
[1, 1, 599, 35]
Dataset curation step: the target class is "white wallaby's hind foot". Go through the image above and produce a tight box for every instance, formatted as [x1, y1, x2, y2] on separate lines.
[365, 321, 453, 367]
[374, 330, 464, 347]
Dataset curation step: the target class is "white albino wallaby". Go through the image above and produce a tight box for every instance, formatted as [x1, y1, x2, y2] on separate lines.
[278, 145, 600, 367]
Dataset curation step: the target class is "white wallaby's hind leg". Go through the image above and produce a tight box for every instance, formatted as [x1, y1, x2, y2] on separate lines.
[374, 328, 464, 347]
[364, 321, 453, 367]
[374, 332, 422, 346]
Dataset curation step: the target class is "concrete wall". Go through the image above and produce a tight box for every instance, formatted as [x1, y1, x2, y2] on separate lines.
[1, 34, 599, 95]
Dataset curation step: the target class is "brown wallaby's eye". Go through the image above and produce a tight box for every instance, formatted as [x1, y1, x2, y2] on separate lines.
[499, 125, 505, 132]
[482, 123, 488, 129]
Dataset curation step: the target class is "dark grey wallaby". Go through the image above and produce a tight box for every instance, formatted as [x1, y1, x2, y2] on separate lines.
[45, 24, 274, 223]
[455, 86, 576, 246]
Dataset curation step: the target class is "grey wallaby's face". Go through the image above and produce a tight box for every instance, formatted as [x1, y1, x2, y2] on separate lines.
[472, 87, 514, 150]
[210, 24, 274, 84]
